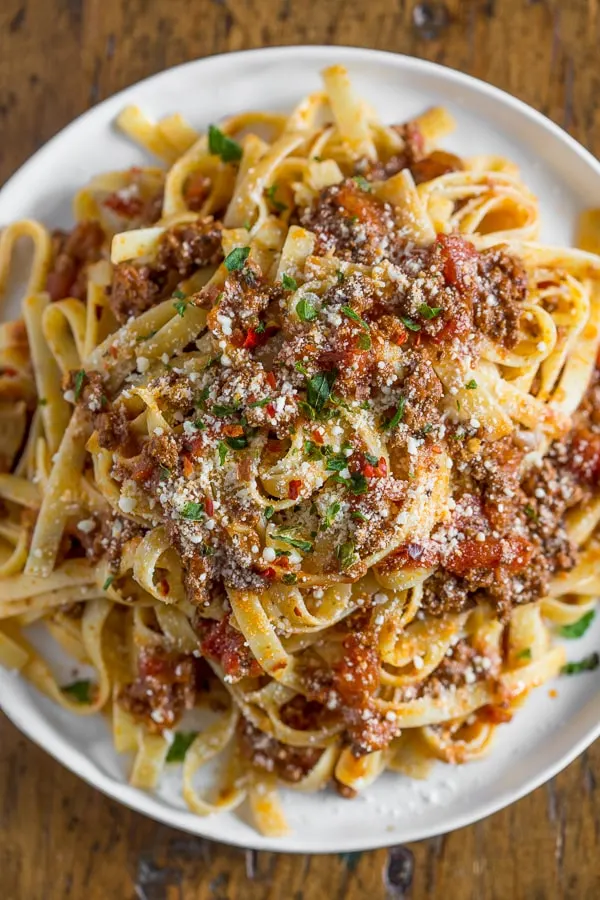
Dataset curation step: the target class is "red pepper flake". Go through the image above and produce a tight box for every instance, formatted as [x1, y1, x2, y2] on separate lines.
[311, 429, 324, 445]
[204, 496, 214, 517]
[263, 567, 277, 580]
[243, 328, 260, 350]
[266, 371, 277, 390]
[266, 402, 276, 417]
[182, 454, 194, 478]
[288, 479, 302, 500]
[431, 445, 443, 454]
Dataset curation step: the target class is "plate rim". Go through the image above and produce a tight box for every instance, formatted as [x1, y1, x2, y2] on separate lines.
[1, 44, 599, 854]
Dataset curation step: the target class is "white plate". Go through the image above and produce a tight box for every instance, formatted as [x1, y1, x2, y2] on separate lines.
[1, 45, 599, 853]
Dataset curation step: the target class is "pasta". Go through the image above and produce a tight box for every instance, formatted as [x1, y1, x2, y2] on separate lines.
[1, 65, 599, 837]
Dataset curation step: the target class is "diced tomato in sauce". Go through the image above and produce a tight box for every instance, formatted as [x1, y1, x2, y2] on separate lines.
[445, 536, 534, 576]
[436, 233, 478, 293]
[569, 429, 600, 485]
[386, 541, 441, 570]
[288, 479, 302, 500]
[332, 635, 380, 707]
[200, 615, 262, 681]
[103, 191, 145, 218]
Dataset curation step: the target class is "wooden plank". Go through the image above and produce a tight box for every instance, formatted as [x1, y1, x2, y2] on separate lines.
[1, 0, 600, 897]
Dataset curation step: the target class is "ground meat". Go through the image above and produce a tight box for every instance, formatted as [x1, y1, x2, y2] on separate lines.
[355, 121, 427, 181]
[198, 614, 262, 682]
[238, 719, 323, 783]
[146, 432, 180, 470]
[117, 646, 201, 732]
[155, 218, 223, 276]
[474, 249, 528, 349]
[301, 179, 396, 264]
[109, 262, 169, 323]
[63, 369, 106, 414]
[453, 436, 524, 532]
[183, 172, 212, 211]
[521, 456, 579, 573]
[46, 221, 105, 302]
[95, 405, 132, 452]
[398, 355, 443, 430]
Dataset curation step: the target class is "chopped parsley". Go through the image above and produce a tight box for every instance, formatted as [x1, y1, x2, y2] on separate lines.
[357, 332, 372, 351]
[180, 502, 205, 521]
[465, 379, 478, 390]
[400, 316, 421, 332]
[274, 531, 313, 553]
[559, 611, 595, 639]
[524, 504, 539, 523]
[561, 652, 599, 675]
[62, 680, 93, 703]
[166, 731, 198, 763]
[296, 296, 318, 322]
[173, 295, 188, 316]
[264, 505, 275, 520]
[381, 397, 406, 431]
[351, 510, 368, 522]
[341, 306, 370, 331]
[364, 452, 380, 466]
[323, 501, 341, 529]
[212, 403, 241, 417]
[172, 289, 186, 300]
[516, 648, 532, 661]
[159, 466, 171, 481]
[224, 246, 250, 272]
[225, 434, 248, 450]
[418, 303, 442, 319]
[217, 441, 228, 465]
[336, 269, 345, 283]
[282, 573, 298, 585]
[73, 369, 86, 401]
[282, 273, 298, 291]
[102, 575, 114, 591]
[349, 472, 368, 495]
[38, 398, 47, 407]
[352, 175, 372, 192]
[248, 397, 271, 408]
[306, 370, 337, 413]
[208, 125, 242, 163]
[265, 183, 287, 212]
[336, 541, 358, 570]
[325, 453, 347, 472]
[295, 361, 309, 376]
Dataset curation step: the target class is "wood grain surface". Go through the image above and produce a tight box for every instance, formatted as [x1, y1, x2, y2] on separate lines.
[1, 1, 599, 897]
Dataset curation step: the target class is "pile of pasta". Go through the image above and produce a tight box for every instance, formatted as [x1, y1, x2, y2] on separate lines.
[1, 65, 600, 837]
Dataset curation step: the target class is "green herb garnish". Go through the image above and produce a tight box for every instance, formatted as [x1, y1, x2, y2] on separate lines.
[307, 370, 337, 413]
[351, 510, 368, 522]
[62, 680, 93, 703]
[400, 316, 421, 332]
[225, 434, 248, 450]
[517, 648, 532, 661]
[248, 397, 271, 408]
[282, 573, 298, 585]
[560, 611, 595, 639]
[102, 575, 114, 591]
[173, 297, 188, 316]
[159, 466, 171, 481]
[341, 306, 370, 331]
[296, 296, 318, 322]
[349, 472, 368, 495]
[181, 502, 205, 521]
[282, 273, 298, 291]
[264, 505, 274, 520]
[274, 532, 313, 553]
[73, 369, 86, 401]
[217, 441, 228, 465]
[323, 501, 341, 529]
[266, 183, 287, 212]
[418, 303, 442, 320]
[295, 361, 309, 376]
[561, 653, 600, 675]
[524, 504, 539, 523]
[212, 403, 241, 417]
[208, 125, 242, 163]
[353, 175, 372, 192]
[224, 246, 250, 272]
[166, 731, 198, 763]
[336, 541, 358, 571]
[381, 397, 406, 431]
[465, 379, 478, 390]
[357, 333, 372, 351]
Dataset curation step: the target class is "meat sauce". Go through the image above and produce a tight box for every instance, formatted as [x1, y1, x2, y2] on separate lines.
[117, 646, 202, 732]
[198, 614, 262, 682]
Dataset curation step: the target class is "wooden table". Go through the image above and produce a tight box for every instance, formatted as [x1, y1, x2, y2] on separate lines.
[1, 1, 599, 897]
